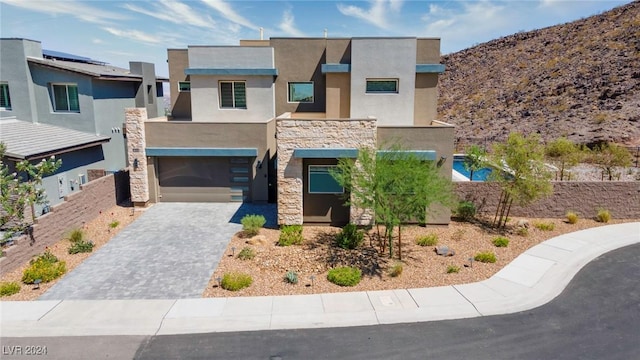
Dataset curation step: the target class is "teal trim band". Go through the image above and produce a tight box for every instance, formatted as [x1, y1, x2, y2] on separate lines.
[145, 147, 258, 157]
[185, 68, 278, 76]
[321, 64, 351, 73]
[416, 64, 446, 73]
[377, 150, 436, 160]
[293, 148, 358, 158]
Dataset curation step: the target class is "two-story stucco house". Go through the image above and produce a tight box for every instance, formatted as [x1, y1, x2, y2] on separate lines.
[128, 37, 454, 226]
[0, 38, 166, 215]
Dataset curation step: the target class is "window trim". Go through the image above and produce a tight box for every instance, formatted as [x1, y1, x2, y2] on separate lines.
[51, 83, 80, 112]
[308, 165, 344, 194]
[178, 81, 191, 92]
[218, 80, 247, 110]
[365, 78, 399, 94]
[287, 81, 314, 103]
[0, 82, 11, 110]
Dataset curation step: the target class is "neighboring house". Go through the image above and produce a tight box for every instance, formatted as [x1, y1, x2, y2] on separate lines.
[128, 37, 454, 225]
[0, 38, 166, 215]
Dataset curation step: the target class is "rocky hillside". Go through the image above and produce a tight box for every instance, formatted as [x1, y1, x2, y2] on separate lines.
[438, 1, 640, 148]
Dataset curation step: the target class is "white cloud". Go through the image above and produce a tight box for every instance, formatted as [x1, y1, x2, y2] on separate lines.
[201, 0, 258, 30]
[337, 0, 403, 30]
[1, 0, 123, 25]
[102, 27, 164, 45]
[92, 38, 103, 44]
[278, 9, 305, 37]
[123, 0, 215, 29]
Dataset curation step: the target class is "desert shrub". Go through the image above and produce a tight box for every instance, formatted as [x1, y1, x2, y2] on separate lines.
[22, 251, 67, 284]
[220, 272, 253, 291]
[335, 224, 364, 250]
[67, 228, 85, 243]
[492, 236, 509, 247]
[237, 247, 256, 260]
[278, 225, 304, 246]
[284, 271, 298, 284]
[446, 265, 460, 274]
[241, 214, 266, 237]
[416, 234, 438, 246]
[109, 220, 120, 229]
[474, 252, 497, 263]
[68, 240, 94, 254]
[516, 227, 529, 237]
[0, 282, 21, 297]
[456, 201, 476, 221]
[596, 209, 611, 223]
[566, 211, 579, 224]
[534, 222, 555, 231]
[327, 266, 362, 287]
[389, 263, 403, 277]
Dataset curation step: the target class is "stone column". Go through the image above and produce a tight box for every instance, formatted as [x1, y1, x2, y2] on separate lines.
[125, 108, 149, 207]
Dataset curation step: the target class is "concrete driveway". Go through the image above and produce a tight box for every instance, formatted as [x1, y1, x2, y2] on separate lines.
[40, 203, 274, 300]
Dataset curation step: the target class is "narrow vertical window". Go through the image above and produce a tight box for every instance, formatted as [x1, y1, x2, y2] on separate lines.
[0, 82, 11, 109]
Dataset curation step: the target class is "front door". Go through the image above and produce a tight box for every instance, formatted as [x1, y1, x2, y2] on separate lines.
[302, 158, 350, 226]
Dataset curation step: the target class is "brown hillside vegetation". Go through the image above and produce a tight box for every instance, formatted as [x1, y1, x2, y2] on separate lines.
[438, 1, 640, 148]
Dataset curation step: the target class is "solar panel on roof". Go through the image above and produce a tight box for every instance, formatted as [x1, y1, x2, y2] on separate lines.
[42, 49, 104, 64]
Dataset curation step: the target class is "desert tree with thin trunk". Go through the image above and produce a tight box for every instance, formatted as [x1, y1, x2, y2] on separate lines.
[589, 143, 632, 181]
[489, 133, 553, 228]
[545, 137, 583, 180]
[463, 144, 487, 181]
[331, 145, 454, 260]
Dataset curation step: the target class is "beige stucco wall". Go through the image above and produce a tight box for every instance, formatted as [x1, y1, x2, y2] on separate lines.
[414, 73, 439, 125]
[326, 73, 351, 118]
[276, 116, 377, 225]
[167, 49, 191, 118]
[416, 38, 441, 63]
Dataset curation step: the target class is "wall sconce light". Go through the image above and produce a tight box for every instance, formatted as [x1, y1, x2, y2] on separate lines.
[133, 158, 139, 170]
[256, 160, 263, 169]
[437, 156, 447, 168]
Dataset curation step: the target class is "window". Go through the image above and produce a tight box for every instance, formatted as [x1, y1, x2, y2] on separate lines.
[366, 79, 398, 94]
[52, 84, 79, 112]
[219, 81, 246, 109]
[288, 82, 314, 103]
[1, 82, 11, 110]
[308, 165, 343, 194]
[178, 81, 191, 92]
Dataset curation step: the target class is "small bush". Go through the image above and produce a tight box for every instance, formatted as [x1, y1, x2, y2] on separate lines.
[67, 228, 85, 243]
[474, 252, 497, 263]
[516, 227, 529, 237]
[220, 272, 253, 291]
[335, 224, 364, 249]
[284, 271, 298, 284]
[68, 240, 94, 254]
[22, 251, 67, 284]
[278, 225, 304, 246]
[456, 201, 476, 221]
[534, 222, 555, 231]
[566, 211, 579, 224]
[109, 220, 120, 229]
[492, 236, 509, 247]
[237, 247, 256, 260]
[416, 234, 438, 247]
[596, 209, 611, 223]
[327, 266, 362, 287]
[0, 282, 21, 297]
[446, 265, 460, 274]
[241, 214, 266, 237]
[389, 263, 403, 277]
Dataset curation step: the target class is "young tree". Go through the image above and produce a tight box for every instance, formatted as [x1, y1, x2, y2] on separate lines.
[489, 133, 553, 228]
[545, 137, 583, 180]
[590, 143, 632, 181]
[332, 145, 454, 260]
[1, 143, 61, 240]
[463, 144, 487, 181]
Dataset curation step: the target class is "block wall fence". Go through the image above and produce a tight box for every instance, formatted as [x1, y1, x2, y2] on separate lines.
[0, 172, 125, 275]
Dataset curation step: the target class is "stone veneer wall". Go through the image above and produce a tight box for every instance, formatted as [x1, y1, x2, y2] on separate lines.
[125, 108, 149, 205]
[455, 181, 640, 219]
[0, 174, 119, 275]
[276, 117, 377, 225]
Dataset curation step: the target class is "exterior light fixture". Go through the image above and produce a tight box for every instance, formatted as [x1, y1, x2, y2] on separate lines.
[216, 277, 222, 287]
[133, 158, 139, 170]
[310, 275, 316, 287]
[437, 156, 447, 168]
[468, 257, 474, 268]
[256, 160, 263, 169]
[231, 247, 236, 257]
[33, 279, 42, 290]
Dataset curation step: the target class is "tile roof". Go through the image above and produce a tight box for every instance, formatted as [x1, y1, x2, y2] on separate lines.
[26, 57, 168, 82]
[0, 118, 110, 160]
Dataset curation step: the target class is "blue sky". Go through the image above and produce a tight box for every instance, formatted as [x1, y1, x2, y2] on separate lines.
[0, 0, 632, 78]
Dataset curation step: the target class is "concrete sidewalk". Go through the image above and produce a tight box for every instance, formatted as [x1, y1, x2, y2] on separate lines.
[2, 222, 638, 337]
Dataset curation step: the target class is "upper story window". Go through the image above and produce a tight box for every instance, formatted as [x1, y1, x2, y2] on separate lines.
[0, 82, 10, 110]
[51, 83, 80, 112]
[219, 81, 246, 109]
[366, 79, 398, 94]
[288, 82, 314, 103]
[178, 81, 191, 92]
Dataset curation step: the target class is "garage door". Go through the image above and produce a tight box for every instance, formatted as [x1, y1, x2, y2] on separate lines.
[157, 157, 251, 202]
